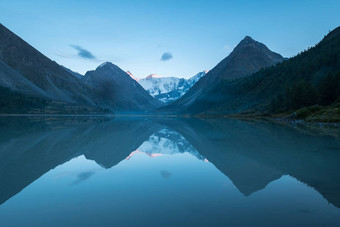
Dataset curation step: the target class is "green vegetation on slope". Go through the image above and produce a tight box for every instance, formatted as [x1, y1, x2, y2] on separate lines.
[191, 27, 340, 119]
[294, 103, 340, 122]
[0, 86, 109, 114]
[0, 86, 49, 113]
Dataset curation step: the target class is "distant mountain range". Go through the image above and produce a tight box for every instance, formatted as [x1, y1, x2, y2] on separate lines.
[0, 22, 339, 119]
[129, 71, 207, 103]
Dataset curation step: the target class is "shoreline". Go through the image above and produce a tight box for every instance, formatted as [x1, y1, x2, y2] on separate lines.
[0, 113, 339, 126]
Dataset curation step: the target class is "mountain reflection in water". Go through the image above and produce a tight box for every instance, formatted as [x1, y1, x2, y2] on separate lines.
[0, 117, 339, 226]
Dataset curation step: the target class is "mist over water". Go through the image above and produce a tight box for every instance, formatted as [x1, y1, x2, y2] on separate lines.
[0, 117, 339, 226]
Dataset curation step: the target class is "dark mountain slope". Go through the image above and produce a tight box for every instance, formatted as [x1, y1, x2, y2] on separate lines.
[166, 27, 340, 116]
[0, 24, 162, 113]
[162, 36, 283, 112]
[0, 59, 49, 98]
[0, 23, 94, 105]
[205, 36, 283, 81]
[61, 65, 83, 79]
[83, 62, 162, 112]
[211, 27, 340, 116]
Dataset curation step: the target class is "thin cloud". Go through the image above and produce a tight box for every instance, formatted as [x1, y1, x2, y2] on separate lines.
[55, 52, 72, 58]
[70, 45, 96, 59]
[160, 52, 173, 61]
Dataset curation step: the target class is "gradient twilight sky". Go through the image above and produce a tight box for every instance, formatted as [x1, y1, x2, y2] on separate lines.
[0, 0, 339, 78]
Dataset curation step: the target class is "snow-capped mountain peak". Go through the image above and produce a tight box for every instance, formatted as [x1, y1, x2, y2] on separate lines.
[146, 74, 164, 79]
[98, 62, 110, 68]
[126, 70, 139, 81]
[129, 71, 207, 103]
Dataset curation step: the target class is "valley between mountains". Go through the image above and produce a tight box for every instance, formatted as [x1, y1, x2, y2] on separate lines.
[0, 23, 339, 122]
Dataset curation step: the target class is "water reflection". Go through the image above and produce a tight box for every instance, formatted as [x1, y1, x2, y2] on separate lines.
[167, 118, 340, 203]
[0, 117, 339, 226]
[128, 128, 205, 161]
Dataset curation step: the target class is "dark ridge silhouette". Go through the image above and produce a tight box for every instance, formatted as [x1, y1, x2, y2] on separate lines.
[0, 24, 161, 113]
[83, 62, 162, 113]
[162, 36, 283, 113]
[162, 27, 340, 115]
[0, 23, 95, 105]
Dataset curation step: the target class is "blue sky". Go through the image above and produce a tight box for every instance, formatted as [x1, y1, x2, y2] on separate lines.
[1, 0, 339, 78]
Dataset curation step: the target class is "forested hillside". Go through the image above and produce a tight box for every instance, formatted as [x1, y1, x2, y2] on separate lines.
[180, 27, 340, 121]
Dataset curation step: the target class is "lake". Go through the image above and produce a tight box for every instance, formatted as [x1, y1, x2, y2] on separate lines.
[0, 117, 339, 226]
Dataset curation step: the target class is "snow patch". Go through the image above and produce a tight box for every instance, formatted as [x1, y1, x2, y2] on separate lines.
[137, 71, 207, 103]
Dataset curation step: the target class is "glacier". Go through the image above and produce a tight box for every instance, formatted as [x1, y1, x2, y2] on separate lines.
[129, 71, 208, 103]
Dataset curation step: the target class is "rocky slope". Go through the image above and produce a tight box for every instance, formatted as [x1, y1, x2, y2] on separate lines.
[83, 62, 162, 112]
[161, 36, 284, 114]
[0, 23, 95, 105]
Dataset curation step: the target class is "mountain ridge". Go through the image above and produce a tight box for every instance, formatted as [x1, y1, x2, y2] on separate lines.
[83, 62, 162, 112]
[131, 71, 207, 103]
[0, 23, 339, 119]
[0, 23, 162, 113]
[161, 36, 284, 112]
[0, 23, 95, 105]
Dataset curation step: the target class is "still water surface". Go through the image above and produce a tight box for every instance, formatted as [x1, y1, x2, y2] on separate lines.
[0, 117, 339, 226]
